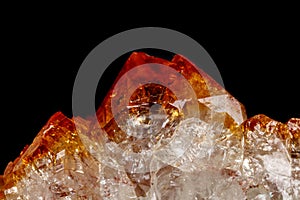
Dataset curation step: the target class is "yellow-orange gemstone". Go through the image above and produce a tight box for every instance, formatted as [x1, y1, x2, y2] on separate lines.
[96, 52, 246, 145]
[0, 52, 299, 199]
[0, 113, 100, 199]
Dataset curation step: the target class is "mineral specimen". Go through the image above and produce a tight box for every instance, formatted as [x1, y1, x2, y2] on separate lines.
[0, 52, 299, 199]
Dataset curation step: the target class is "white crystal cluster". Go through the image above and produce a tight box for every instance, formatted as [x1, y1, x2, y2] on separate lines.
[1, 95, 299, 200]
[84, 95, 299, 199]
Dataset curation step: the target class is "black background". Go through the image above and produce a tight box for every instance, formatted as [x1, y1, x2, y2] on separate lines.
[1, 10, 299, 173]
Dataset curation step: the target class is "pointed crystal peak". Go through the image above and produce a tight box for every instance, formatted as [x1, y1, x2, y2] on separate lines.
[0, 52, 299, 199]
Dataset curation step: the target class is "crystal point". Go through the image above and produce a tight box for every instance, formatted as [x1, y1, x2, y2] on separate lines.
[0, 52, 299, 199]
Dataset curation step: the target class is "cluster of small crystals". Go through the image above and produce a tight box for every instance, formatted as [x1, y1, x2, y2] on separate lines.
[0, 113, 101, 199]
[0, 52, 299, 199]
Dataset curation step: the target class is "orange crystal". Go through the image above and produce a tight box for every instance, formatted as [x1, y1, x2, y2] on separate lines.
[0, 52, 299, 199]
[0, 112, 101, 199]
[97, 52, 246, 145]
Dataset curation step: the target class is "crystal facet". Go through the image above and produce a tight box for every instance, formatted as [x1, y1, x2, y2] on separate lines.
[0, 52, 299, 199]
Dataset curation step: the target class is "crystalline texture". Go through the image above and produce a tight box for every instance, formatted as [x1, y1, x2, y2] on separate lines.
[242, 115, 293, 199]
[0, 112, 101, 199]
[0, 52, 299, 199]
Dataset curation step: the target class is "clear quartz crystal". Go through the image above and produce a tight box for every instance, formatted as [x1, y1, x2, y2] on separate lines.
[0, 52, 299, 199]
[242, 115, 293, 199]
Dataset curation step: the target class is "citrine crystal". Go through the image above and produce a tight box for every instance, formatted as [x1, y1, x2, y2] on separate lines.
[0, 52, 299, 199]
